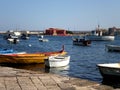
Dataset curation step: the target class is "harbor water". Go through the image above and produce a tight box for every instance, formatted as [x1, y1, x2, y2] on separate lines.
[0, 34, 120, 83]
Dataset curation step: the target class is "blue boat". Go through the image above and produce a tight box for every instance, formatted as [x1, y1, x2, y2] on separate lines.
[0, 49, 26, 55]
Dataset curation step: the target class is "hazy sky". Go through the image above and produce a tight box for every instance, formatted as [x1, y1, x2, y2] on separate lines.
[0, 0, 120, 31]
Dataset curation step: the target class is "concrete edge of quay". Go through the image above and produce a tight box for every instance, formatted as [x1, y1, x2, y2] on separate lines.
[0, 66, 116, 90]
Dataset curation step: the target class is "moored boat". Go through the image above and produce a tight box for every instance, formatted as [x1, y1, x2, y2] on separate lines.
[87, 35, 115, 41]
[7, 38, 19, 44]
[45, 55, 70, 67]
[0, 49, 26, 55]
[39, 35, 49, 42]
[21, 34, 29, 40]
[105, 44, 120, 52]
[97, 63, 120, 79]
[73, 36, 91, 46]
[6, 35, 19, 44]
[0, 45, 67, 64]
[86, 27, 115, 41]
[39, 38, 49, 42]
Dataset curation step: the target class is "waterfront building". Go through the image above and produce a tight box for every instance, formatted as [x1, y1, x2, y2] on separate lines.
[108, 27, 116, 35]
[45, 28, 67, 36]
[108, 27, 120, 35]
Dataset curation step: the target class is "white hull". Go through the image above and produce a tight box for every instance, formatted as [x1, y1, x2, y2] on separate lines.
[7, 38, 19, 42]
[45, 55, 70, 67]
[87, 35, 114, 41]
[39, 38, 48, 42]
[7, 38, 19, 44]
[106, 44, 120, 52]
[97, 63, 120, 78]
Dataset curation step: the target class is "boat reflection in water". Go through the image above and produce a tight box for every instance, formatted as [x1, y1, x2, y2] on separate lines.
[45, 65, 70, 76]
[0, 63, 70, 76]
[102, 78, 120, 89]
[0, 63, 45, 72]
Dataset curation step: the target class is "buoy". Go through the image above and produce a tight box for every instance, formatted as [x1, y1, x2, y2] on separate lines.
[29, 44, 32, 47]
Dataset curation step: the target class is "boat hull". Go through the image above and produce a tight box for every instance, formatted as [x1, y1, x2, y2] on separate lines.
[0, 48, 67, 64]
[45, 55, 70, 67]
[105, 45, 120, 52]
[72, 37, 91, 46]
[97, 63, 120, 79]
[73, 40, 91, 46]
[0, 54, 46, 64]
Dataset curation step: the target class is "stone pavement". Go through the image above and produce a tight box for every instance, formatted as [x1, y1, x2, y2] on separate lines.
[0, 66, 117, 90]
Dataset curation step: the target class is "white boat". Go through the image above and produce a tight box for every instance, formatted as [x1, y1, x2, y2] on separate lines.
[87, 35, 114, 41]
[97, 63, 120, 79]
[45, 55, 70, 67]
[7, 38, 19, 44]
[39, 38, 49, 42]
[105, 44, 120, 52]
[6, 34, 19, 44]
[39, 35, 48, 42]
[73, 36, 91, 46]
[86, 30, 115, 41]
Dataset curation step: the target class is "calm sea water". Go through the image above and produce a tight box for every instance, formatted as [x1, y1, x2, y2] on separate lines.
[0, 34, 120, 83]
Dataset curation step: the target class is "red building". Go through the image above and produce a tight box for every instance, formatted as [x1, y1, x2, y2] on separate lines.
[45, 28, 67, 36]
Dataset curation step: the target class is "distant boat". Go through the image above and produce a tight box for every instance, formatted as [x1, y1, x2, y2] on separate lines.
[105, 44, 120, 52]
[86, 29, 115, 41]
[39, 35, 49, 42]
[4, 31, 21, 39]
[21, 34, 29, 40]
[73, 36, 91, 46]
[45, 55, 70, 67]
[97, 63, 120, 79]
[7, 35, 19, 44]
[87, 35, 114, 41]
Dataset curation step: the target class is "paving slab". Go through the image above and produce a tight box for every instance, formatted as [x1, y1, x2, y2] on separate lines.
[0, 66, 116, 90]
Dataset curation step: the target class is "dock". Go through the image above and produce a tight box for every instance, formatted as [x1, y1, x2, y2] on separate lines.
[0, 66, 114, 90]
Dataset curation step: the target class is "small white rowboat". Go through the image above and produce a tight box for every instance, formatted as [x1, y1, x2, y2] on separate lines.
[45, 55, 70, 67]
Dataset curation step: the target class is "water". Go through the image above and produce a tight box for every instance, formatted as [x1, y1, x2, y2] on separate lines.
[0, 34, 120, 83]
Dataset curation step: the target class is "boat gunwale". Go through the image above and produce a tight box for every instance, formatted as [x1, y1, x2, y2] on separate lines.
[97, 63, 120, 69]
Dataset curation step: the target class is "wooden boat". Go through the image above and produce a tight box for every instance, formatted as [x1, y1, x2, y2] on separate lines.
[73, 36, 91, 46]
[97, 63, 120, 79]
[0, 46, 67, 64]
[45, 55, 70, 67]
[105, 44, 120, 52]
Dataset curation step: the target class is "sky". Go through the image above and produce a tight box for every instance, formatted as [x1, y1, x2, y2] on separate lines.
[0, 0, 120, 31]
